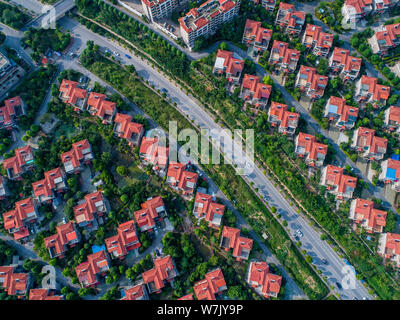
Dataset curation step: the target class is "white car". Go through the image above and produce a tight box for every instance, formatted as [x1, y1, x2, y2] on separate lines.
[113, 51, 120, 56]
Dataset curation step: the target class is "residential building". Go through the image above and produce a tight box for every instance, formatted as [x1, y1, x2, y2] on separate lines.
[320, 165, 357, 199]
[373, 0, 399, 13]
[253, 0, 276, 11]
[351, 127, 387, 160]
[2, 146, 35, 180]
[0, 267, 30, 297]
[0, 51, 25, 98]
[268, 40, 300, 73]
[0, 96, 26, 129]
[294, 132, 328, 167]
[384, 105, 400, 132]
[75, 250, 110, 288]
[60, 139, 94, 174]
[379, 158, 400, 191]
[247, 261, 282, 298]
[3, 198, 39, 241]
[73, 191, 109, 230]
[105, 220, 141, 259]
[240, 74, 272, 109]
[193, 268, 227, 300]
[267, 101, 299, 135]
[86, 92, 117, 124]
[166, 162, 198, 195]
[242, 19, 273, 59]
[141, 0, 189, 22]
[139, 137, 169, 173]
[302, 24, 334, 57]
[142, 255, 178, 294]
[213, 49, 244, 84]
[220, 226, 253, 261]
[295, 65, 328, 99]
[113, 113, 144, 147]
[275, 2, 305, 36]
[193, 192, 225, 227]
[179, 0, 241, 50]
[32, 168, 68, 204]
[44, 222, 80, 259]
[324, 96, 359, 129]
[59, 79, 88, 110]
[355, 75, 390, 108]
[342, 0, 373, 28]
[178, 294, 194, 300]
[29, 289, 63, 300]
[378, 232, 400, 267]
[0, 176, 7, 200]
[133, 196, 168, 233]
[121, 284, 149, 300]
[349, 198, 387, 233]
[369, 23, 400, 56]
[329, 47, 362, 80]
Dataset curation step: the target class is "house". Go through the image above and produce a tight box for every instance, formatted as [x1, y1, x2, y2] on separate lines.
[105, 220, 141, 259]
[242, 19, 273, 60]
[139, 137, 169, 173]
[142, 255, 178, 294]
[302, 24, 334, 57]
[295, 65, 328, 99]
[341, 0, 373, 28]
[213, 50, 244, 84]
[75, 250, 110, 288]
[193, 268, 227, 300]
[59, 79, 88, 110]
[349, 198, 387, 233]
[3, 198, 39, 241]
[29, 288, 63, 300]
[2, 146, 35, 180]
[253, 0, 276, 12]
[384, 105, 400, 132]
[193, 192, 225, 227]
[379, 158, 400, 191]
[44, 222, 80, 259]
[60, 139, 94, 174]
[324, 96, 359, 130]
[329, 47, 362, 80]
[178, 293, 194, 300]
[246, 261, 282, 298]
[113, 113, 144, 147]
[0, 96, 26, 129]
[240, 74, 272, 109]
[133, 196, 168, 233]
[32, 168, 68, 204]
[267, 101, 300, 135]
[141, 0, 188, 22]
[86, 92, 117, 124]
[268, 40, 300, 73]
[275, 2, 306, 36]
[121, 284, 149, 300]
[355, 75, 390, 108]
[369, 23, 400, 56]
[220, 226, 253, 261]
[73, 191, 109, 230]
[0, 267, 30, 297]
[351, 127, 387, 160]
[373, 0, 399, 13]
[0, 176, 8, 200]
[166, 162, 198, 195]
[320, 165, 357, 199]
[294, 132, 328, 167]
[378, 232, 400, 267]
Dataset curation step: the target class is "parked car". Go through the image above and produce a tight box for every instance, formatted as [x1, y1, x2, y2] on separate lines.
[322, 258, 328, 265]
[336, 282, 342, 290]
[125, 54, 132, 59]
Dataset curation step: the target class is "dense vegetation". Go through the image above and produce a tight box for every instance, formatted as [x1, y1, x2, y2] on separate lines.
[0, 2, 30, 30]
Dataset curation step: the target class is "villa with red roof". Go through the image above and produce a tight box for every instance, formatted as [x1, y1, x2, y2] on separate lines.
[178, 293, 194, 300]
[73, 191, 109, 230]
[324, 96, 359, 129]
[193, 192, 225, 227]
[44, 222, 80, 259]
[32, 167, 68, 204]
[75, 250, 110, 288]
[86, 92, 117, 124]
[329, 47, 362, 80]
[133, 196, 168, 232]
[193, 268, 227, 300]
[0, 267, 30, 297]
[268, 40, 300, 73]
[0, 176, 7, 200]
[268, 101, 300, 135]
[341, 0, 373, 28]
[105, 220, 141, 259]
[240, 74, 272, 109]
[2, 145, 35, 180]
[275, 2, 306, 36]
[242, 19, 273, 60]
[142, 255, 178, 294]
[320, 165, 357, 199]
[3, 198, 39, 241]
[29, 288, 63, 300]
[302, 24, 334, 57]
[113, 113, 144, 147]
[294, 132, 328, 167]
[213, 49, 244, 84]
[60, 139, 94, 174]
[166, 162, 198, 195]
[295, 65, 328, 99]
[220, 226, 253, 261]
[378, 232, 400, 267]
[355, 75, 390, 108]
[351, 127, 387, 160]
[0, 96, 26, 129]
[369, 23, 400, 56]
[349, 198, 387, 233]
[384, 105, 400, 132]
[379, 158, 400, 191]
[59, 79, 88, 110]
[246, 261, 282, 298]
[121, 283, 149, 300]
[139, 137, 169, 174]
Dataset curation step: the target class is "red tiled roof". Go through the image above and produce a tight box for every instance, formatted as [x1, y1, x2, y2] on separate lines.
[114, 113, 144, 141]
[3, 146, 34, 177]
[121, 284, 146, 300]
[139, 137, 169, 167]
[324, 165, 357, 194]
[134, 196, 165, 230]
[105, 219, 140, 257]
[331, 47, 362, 73]
[360, 75, 390, 102]
[270, 41, 300, 65]
[243, 19, 272, 44]
[354, 127, 387, 154]
[87, 92, 116, 118]
[296, 132, 328, 161]
[142, 256, 176, 292]
[327, 96, 359, 122]
[298, 65, 328, 97]
[352, 198, 387, 230]
[383, 232, 400, 257]
[215, 50, 244, 75]
[193, 268, 226, 300]
[221, 226, 253, 259]
[29, 289, 62, 300]
[388, 105, 400, 124]
[242, 74, 272, 100]
[74, 191, 106, 225]
[194, 192, 225, 225]
[304, 24, 333, 49]
[248, 261, 282, 297]
[178, 294, 194, 300]
[3, 197, 36, 239]
[269, 101, 300, 129]
[44, 222, 78, 257]
[61, 139, 92, 171]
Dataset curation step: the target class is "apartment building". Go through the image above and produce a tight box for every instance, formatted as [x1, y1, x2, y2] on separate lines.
[141, 0, 189, 22]
[275, 2, 305, 36]
[213, 49, 244, 84]
[355, 75, 390, 108]
[351, 127, 387, 161]
[329, 47, 362, 80]
[320, 165, 357, 199]
[242, 19, 273, 60]
[379, 158, 400, 191]
[240, 74, 272, 109]
[349, 198, 387, 233]
[267, 101, 300, 135]
[324, 96, 359, 130]
[384, 105, 400, 132]
[295, 65, 328, 99]
[294, 132, 328, 167]
[302, 24, 334, 57]
[268, 40, 300, 73]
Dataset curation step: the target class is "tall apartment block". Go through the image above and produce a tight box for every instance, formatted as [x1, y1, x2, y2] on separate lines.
[141, 0, 189, 22]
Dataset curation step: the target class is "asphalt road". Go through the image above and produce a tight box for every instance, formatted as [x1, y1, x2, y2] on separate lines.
[25, 0, 74, 30]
